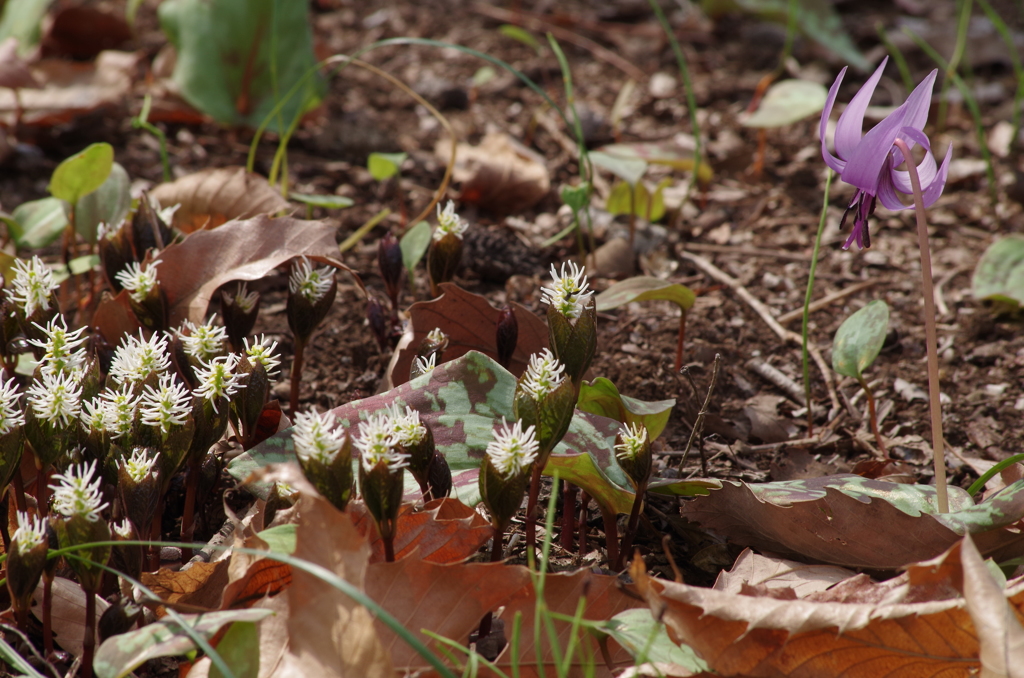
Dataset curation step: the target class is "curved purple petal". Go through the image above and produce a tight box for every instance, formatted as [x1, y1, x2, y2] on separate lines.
[821, 66, 848, 173]
[920, 141, 953, 208]
[890, 128, 937, 194]
[839, 102, 908, 193]
[876, 170, 911, 211]
[899, 69, 938, 135]
[878, 141, 952, 210]
[834, 57, 889, 159]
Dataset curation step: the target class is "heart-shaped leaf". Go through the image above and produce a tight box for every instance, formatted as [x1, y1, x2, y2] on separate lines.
[595, 276, 696, 313]
[740, 79, 828, 128]
[590, 150, 647, 186]
[368, 152, 408, 181]
[972, 234, 1024, 309]
[577, 377, 675, 440]
[49, 142, 113, 204]
[832, 300, 889, 379]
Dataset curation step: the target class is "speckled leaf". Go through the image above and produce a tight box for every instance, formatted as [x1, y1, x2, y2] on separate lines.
[972, 234, 1024, 309]
[577, 376, 676, 440]
[831, 300, 889, 379]
[679, 475, 1024, 569]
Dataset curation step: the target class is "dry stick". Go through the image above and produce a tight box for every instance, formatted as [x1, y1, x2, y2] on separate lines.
[680, 250, 841, 414]
[679, 354, 722, 475]
[892, 138, 948, 513]
[746, 357, 805, 405]
[777, 279, 881, 325]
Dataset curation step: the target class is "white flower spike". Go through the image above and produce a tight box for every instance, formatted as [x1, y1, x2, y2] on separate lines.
[12, 511, 47, 552]
[26, 370, 82, 428]
[289, 256, 335, 303]
[177, 316, 228, 360]
[541, 261, 593, 320]
[434, 201, 468, 241]
[244, 334, 282, 378]
[485, 418, 539, 479]
[614, 422, 648, 461]
[50, 460, 108, 522]
[292, 410, 347, 465]
[387, 404, 427, 446]
[138, 373, 192, 433]
[116, 260, 162, 304]
[0, 377, 25, 436]
[108, 331, 171, 385]
[6, 256, 58, 318]
[193, 353, 246, 412]
[29, 317, 88, 377]
[356, 413, 408, 473]
[520, 349, 565, 401]
[121, 448, 157, 483]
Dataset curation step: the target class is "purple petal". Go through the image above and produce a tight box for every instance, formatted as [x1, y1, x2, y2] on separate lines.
[876, 170, 911, 211]
[821, 66, 848, 173]
[890, 128, 937, 194]
[920, 142, 953, 208]
[834, 57, 889, 159]
[839, 102, 908, 193]
[899, 69, 938, 135]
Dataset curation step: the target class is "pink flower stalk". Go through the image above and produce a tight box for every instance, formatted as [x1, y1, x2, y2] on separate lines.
[820, 57, 952, 249]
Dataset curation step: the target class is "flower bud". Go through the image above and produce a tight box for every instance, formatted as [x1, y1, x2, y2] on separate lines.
[7, 257, 60, 337]
[495, 306, 518, 369]
[512, 349, 575, 465]
[614, 422, 652, 491]
[426, 450, 452, 500]
[293, 411, 354, 512]
[131, 193, 176, 256]
[542, 262, 597, 386]
[287, 257, 337, 344]
[387, 405, 435, 498]
[378, 233, 404, 312]
[416, 327, 448, 365]
[118, 448, 161, 535]
[110, 518, 144, 583]
[221, 282, 260, 353]
[98, 219, 135, 293]
[409, 353, 436, 381]
[7, 512, 48, 615]
[50, 461, 111, 593]
[367, 296, 390, 352]
[355, 414, 409, 541]
[426, 201, 468, 297]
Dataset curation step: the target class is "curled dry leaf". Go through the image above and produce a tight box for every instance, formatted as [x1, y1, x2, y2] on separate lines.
[149, 167, 290, 233]
[30, 578, 111, 659]
[680, 474, 1024, 569]
[388, 283, 548, 388]
[435, 132, 550, 213]
[632, 536, 1024, 678]
[713, 549, 857, 599]
[351, 497, 492, 564]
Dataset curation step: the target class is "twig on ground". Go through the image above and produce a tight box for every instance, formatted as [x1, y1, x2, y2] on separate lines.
[683, 242, 810, 262]
[681, 250, 840, 413]
[679, 353, 722, 475]
[777, 279, 881, 325]
[746, 357, 806, 405]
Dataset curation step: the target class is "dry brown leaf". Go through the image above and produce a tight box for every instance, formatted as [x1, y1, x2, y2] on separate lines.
[149, 167, 290, 233]
[0, 51, 137, 127]
[142, 561, 228, 613]
[435, 132, 550, 213]
[137, 214, 348, 327]
[351, 497, 492, 564]
[632, 537, 1024, 678]
[30, 578, 111, 659]
[388, 283, 548, 387]
[713, 549, 857, 599]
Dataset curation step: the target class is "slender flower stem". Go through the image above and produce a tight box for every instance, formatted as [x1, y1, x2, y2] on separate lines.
[675, 311, 687, 374]
[524, 465, 542, 559]
[35, 463, 51, 516]
[383, 534, 395, 563]
[180, 456, 201, 561]
[490, 526, 504, 562]
[42, 574, 53, 654]
[83, 588, 96, 678]
[893, 138, 948, 513]
[602, 508, 619, 571]
[11, 467, 27, 513]
[559, 481, 576, 551]
[289, 337, 306, 416]
[617, 482, 646, 570]
[577, 492, 590, 557]
[859, 377, 888, 456]
[802, 169, 833, 437]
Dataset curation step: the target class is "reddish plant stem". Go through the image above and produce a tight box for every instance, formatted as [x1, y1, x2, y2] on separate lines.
[289, 337, 306, 416]
[675, 311, 687, 373]
[382, 534, 395, 563]
[618, 482, 647, 570]
[42, 574, 53, 654]
[83, 589, 96, 678]
[892, 138, 948, 513]
[11, 466, 27, 514]
[35, 463, 50, 515]
[524, 465, 543, 560]
[577, 492, 590, 557]
[559, 481, 577, 551]
[149, 502, 163, 572]
[180, 456, 201, 561]
[601, 509, 619, 571]
[859, 378, 888, 457]
[491, 526, 504, 562]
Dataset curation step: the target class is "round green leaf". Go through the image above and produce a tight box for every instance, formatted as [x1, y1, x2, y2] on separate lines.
[972, 234, 1024, 307]
[400, 220, 431, 274]
[48, 142, 114, 204]
[741, 79, 828, 128]
[595, 276, 696, 313]
[831, 300, 889, 379]
[367, 152, 408, 181]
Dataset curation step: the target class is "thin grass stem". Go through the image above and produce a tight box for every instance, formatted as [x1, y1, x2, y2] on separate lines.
[802, 169, 834, 436]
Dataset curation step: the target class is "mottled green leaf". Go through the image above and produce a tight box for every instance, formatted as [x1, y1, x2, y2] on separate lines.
[577, 377, 675, 441]
[367, 152, 408, 181]
[741, 79, 827, 128]
[972, 234, 1024, 310]
[595, 276, 696, 313]
[49, 142, 114, 204]
[590, 150, 647, 186]
[10, 197, 68, 248]
[604, 609, 709, 672]
[605, 180, 669, 221]
[680, 475, 1024, 569]
[594, 142, 713, 183]
[831, 300, 889, 379]
[93, 609, 273, 678]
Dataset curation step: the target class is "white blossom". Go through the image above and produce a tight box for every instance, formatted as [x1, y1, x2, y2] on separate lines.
[108, 331, 171, 385]
[244, 334, 281, 378]
[355, 413, 408, 473]
[0, 377, 25, 435]
[193, 354, 246, 412]
[540, 261, 593, 320]
[229, 282, 259, 313]
[425, 327, 447, 345]
[29, 317, 88, 377]
[138, 373, 192, 433]
[519, 349, 565, 401]
[113, 518, 134, 539]
[614, 422, 648, 461]
[387, 404, 426, 446]
[433, 201, 468, 241]
[81, 397, 107, 431]
[50, 460, 108, 522]
[292, 410, 347, 465]
[485, 418, 539, 479]
[288, 256, 335, 303]
[413, 353, 436, 375]
[6, 256, 58, 318]
[120, 447, 156, 483]
[177, 316, 227, 360]
[116, 260, 161, 304]
[99, 384, 139, 440]
[12, 511, 47, 552]
[26, 370, 82, 428]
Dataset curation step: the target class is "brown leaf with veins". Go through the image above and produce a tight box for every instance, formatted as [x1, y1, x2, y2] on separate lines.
[149, 167, 290, 234]
[388, 283, 548, 387]
[631, 536, 1024, 678]
[714, 549, 857, 599]
[351, 497, 492, 564]
[435, 132, 550, 213]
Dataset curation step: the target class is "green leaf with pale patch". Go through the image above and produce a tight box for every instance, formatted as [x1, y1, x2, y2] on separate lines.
[75, 162, 131, 244]
[590, 150, 647, 186]
[595, 276, 696, 313]
[972, 234, 1024, 311]
[400, 220, 431, 277]
[577, 377, 675, 441]
[831, 300, 889, 379]
[10, 197, 68, 248]
[49, 142, 114, 204]
[367, 152, 408, 181]
[740, 79, 827, 128]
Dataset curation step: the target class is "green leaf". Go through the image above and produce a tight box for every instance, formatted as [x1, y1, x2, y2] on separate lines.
[472, 65, 497, 87]
[93, 609, 273, 678]
[607, 179, 672, 221]
[400, 220, 431, 276]
[701, 0, 870, 71]
[0, 634, 47, 678]
[209, 622, 260, 678]
[560, 181, 590, 213]
[158, 0, 325, 131]
[289, 193, 355, 210]
[367, 152, 408, 181]
[257, 523, 297, 555]
[595, 276, 696, 313]
[498, 24, 541, 53]
[49, 142, 114, 205]
[0, 0, 53, 53]
[740, 79, 828, 128]
[577, 377, 675, 441]
[972, 234, 1024, 309]
[590, 150, 647, 186]
[831, 300, 889, 379]
[594, 142, 713, 183]
[603, 609, 709, 672]
[75, 162, 131, 244]
[10, 197, 68, 248]
[52, 254, 101, 285]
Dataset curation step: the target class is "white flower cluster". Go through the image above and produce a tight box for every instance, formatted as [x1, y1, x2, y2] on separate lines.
[12, 511, 47, 553]
[6, 256, 58, 318]
[288, 256, 335, 303]
[193, 354, 245, 412]
[614, 422, 648, 461]
[244, 334, 281, 378]
[433, 201, 468, 241]
[0, 378, 25, 436]
[292, 410, 347, 465]
[230, 282, 259, 313]
[519, 349, 565, 401]
[26, 370, 82, 427]
[138, 373, 192, 433]
[485, 418, 539, 479]
[540, 262, 593, 320]
[356, 413, 409, 473]
[50, 460, 108, 522]
[121, 447, 157, 483]
[413, 353, 436, 375]
[116, 260, 161, 304]
[388, 404, 427, 447]
[95, 385, 139, 439]
[177, 316, 227, 360]
[425, 327, 447, 345]
[30, 317, 88, 377]
[109, 331, 171, 385]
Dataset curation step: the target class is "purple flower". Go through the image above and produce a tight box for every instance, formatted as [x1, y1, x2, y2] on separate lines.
[820, 57, 952, 249]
